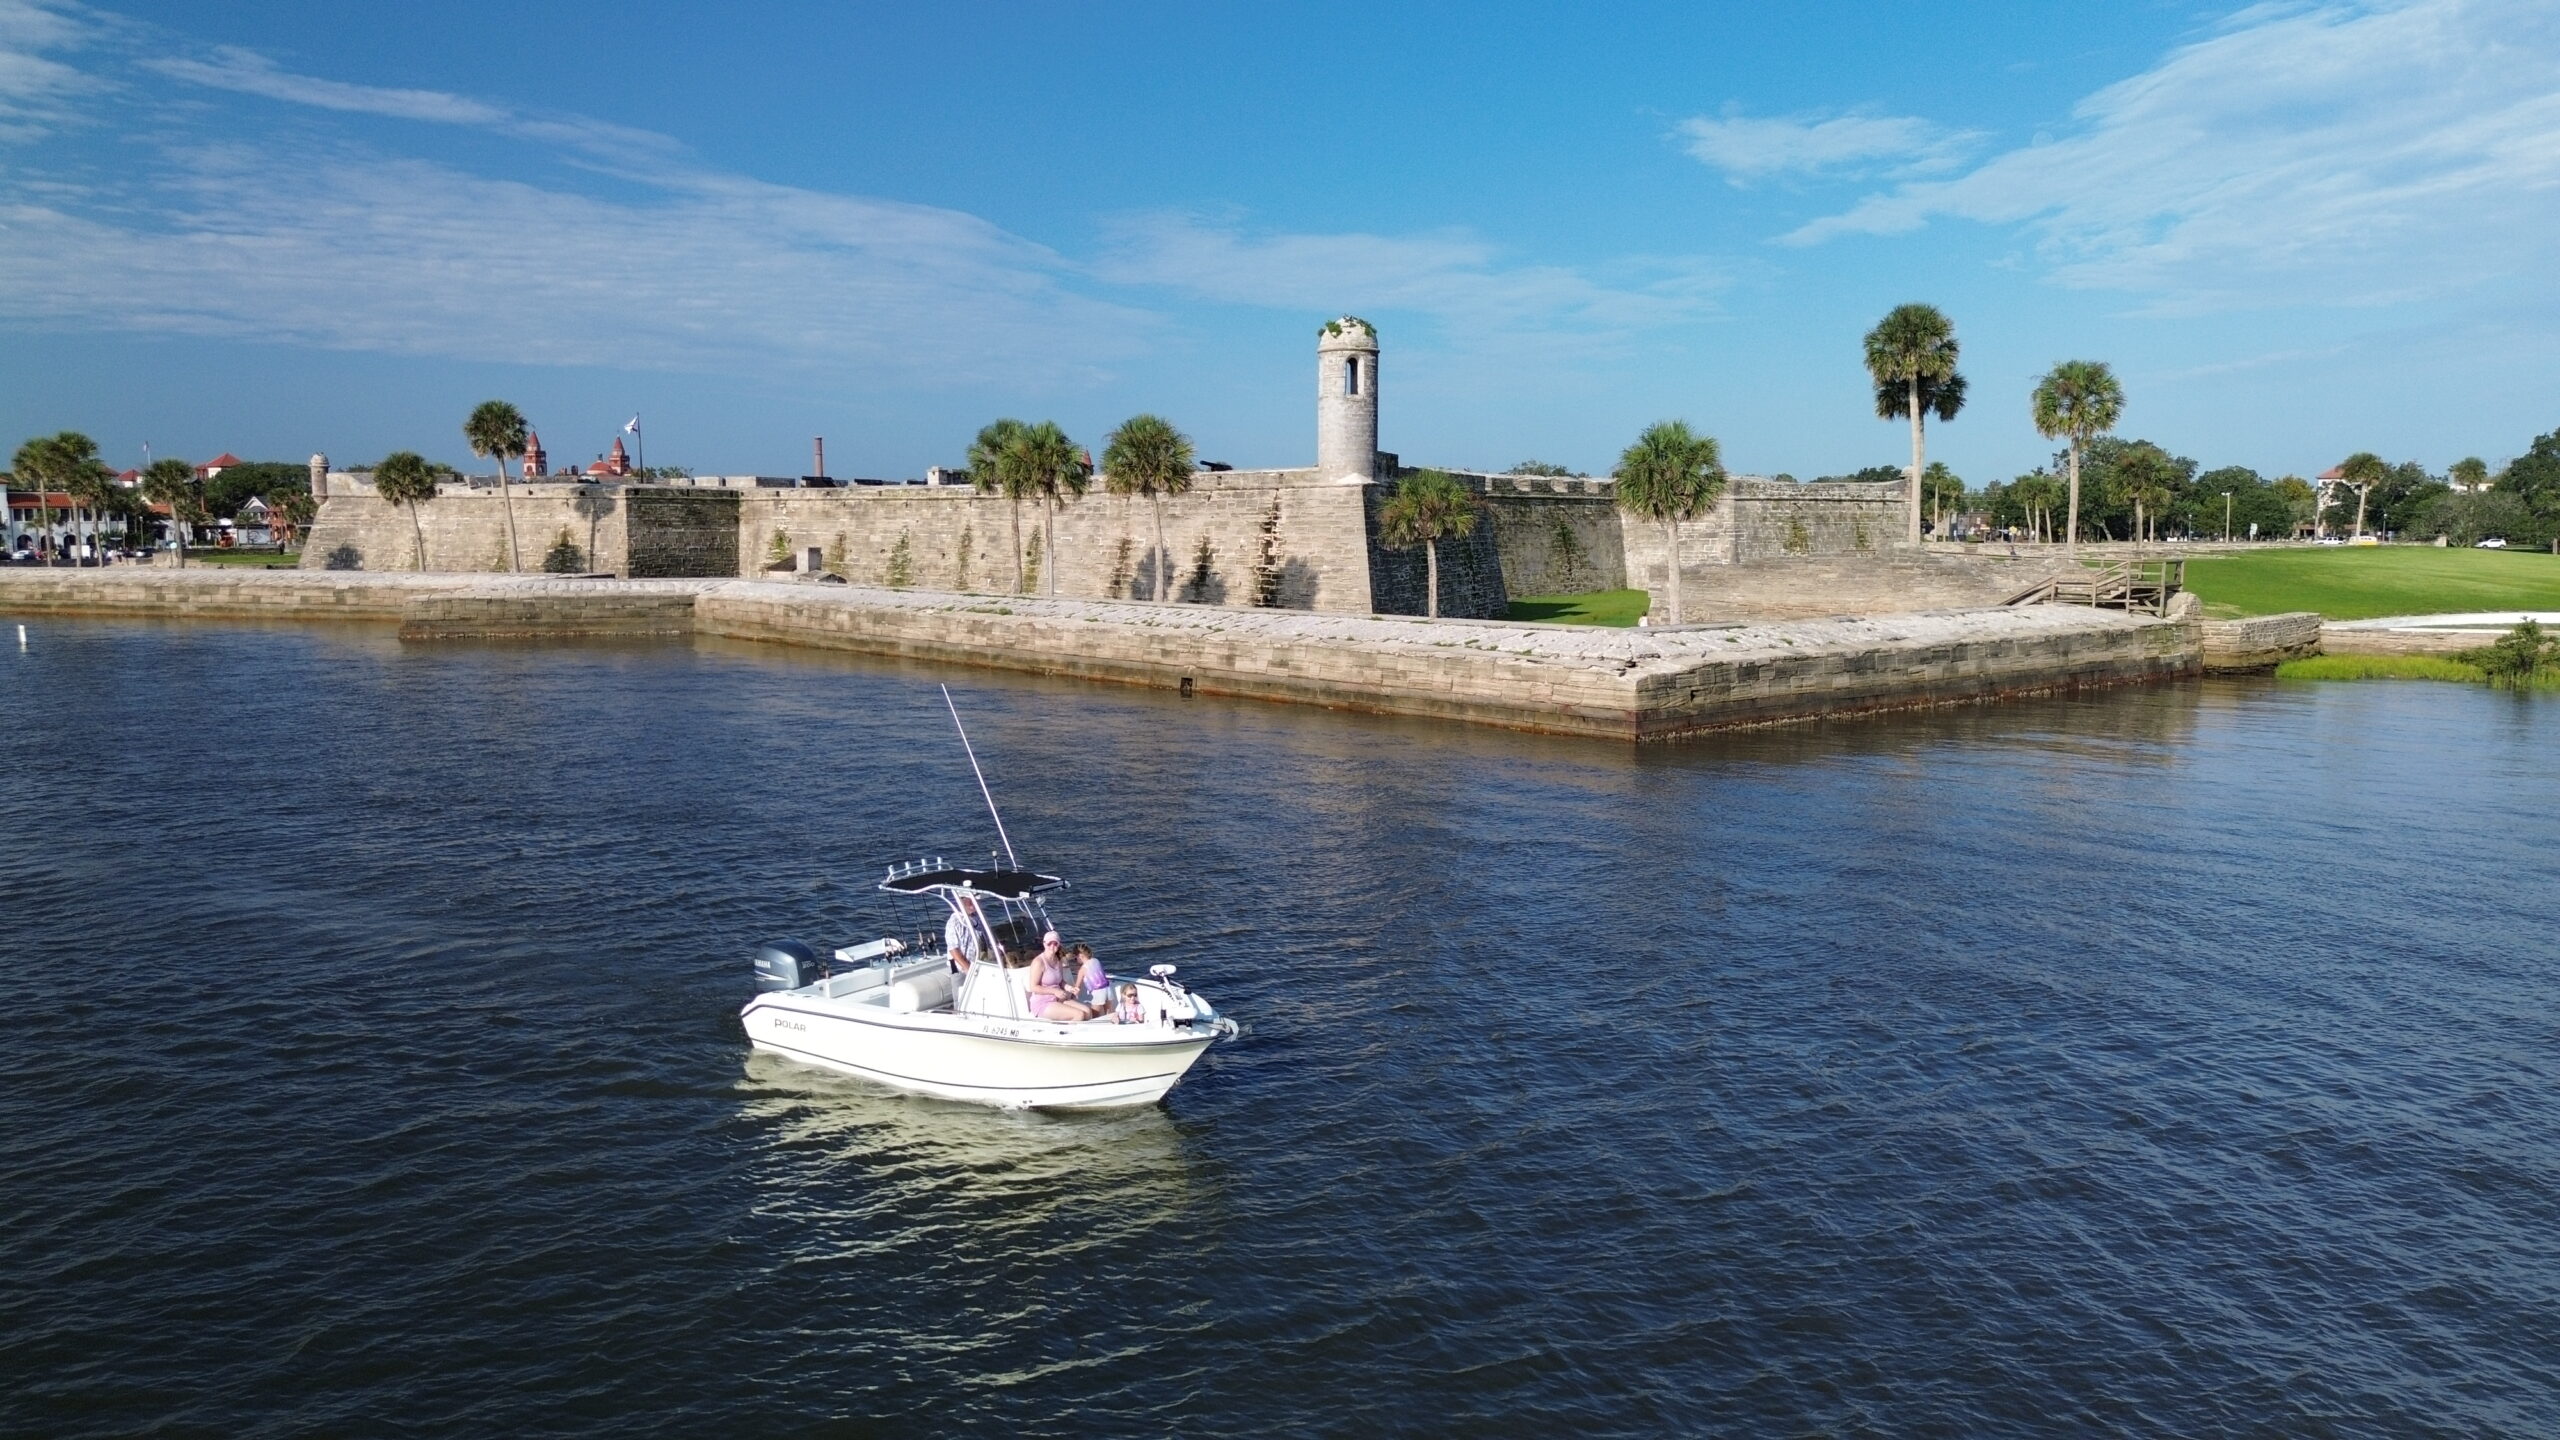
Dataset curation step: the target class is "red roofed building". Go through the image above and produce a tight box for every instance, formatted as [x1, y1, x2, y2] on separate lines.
[595, 436, 632, 477]
[196, 453, 245, 479]
[523, 430, 548, 478]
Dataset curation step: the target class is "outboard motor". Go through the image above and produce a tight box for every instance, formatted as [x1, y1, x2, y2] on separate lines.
[753, 940, 822, 994]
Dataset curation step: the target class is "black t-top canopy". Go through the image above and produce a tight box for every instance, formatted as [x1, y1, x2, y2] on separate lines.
[878, 866, 1064, 900]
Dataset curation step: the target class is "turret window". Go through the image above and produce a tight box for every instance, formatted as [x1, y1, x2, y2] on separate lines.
[1344, 357, 1361, 396]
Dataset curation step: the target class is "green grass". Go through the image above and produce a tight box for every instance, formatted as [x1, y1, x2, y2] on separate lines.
[2182, 546, 2560, 620]
[2274, 653, 2560, 689]
[177, 549, 300, 568]
[2275, 654, 2487, 682]
[1506, 589, 1650, 626]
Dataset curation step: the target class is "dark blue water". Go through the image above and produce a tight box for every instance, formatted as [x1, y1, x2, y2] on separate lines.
[4, 621, 2556, 1437]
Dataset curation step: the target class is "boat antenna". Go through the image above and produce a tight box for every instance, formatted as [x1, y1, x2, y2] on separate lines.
[941, 685, 1019, 870]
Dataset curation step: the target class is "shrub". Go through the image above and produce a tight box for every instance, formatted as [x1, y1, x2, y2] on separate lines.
[541, 528, 585, 573]
[886, 530, 914, 589]
[2461, 619, 2558, 687]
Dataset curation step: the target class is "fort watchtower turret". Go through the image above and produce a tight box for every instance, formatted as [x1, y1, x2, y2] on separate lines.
[1316, 316, 1379, 484]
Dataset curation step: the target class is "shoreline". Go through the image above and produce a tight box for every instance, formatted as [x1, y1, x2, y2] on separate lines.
[1, 569, 2211, 741]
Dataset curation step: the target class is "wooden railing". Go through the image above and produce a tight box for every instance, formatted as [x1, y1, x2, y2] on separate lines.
[2006, 558, 2185, 616]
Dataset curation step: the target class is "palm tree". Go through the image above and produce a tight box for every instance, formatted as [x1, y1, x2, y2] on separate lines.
[967, 418, 1031, 594]
[1101, 414, 1194, 601]
[139, 457, 202, 566]
[2337, 451, 2388, 539]
[57, 435, 113, 564]
[9, 436, 56, 563]
[372, 451, 441, 571]
[11, 437, 53, 563]
[1613, 421, 1727, 625]
[1375, 470, 1482, 619]
[14, 432, 105, 564]
[2114, 443, 2179, 544]
[1864, 304, 1965, 545]
[273, 491, 317, 551]
[463, 400, 529, 572]
[2031, 360, 2124, 560]
[1011, 421, 1087, 599]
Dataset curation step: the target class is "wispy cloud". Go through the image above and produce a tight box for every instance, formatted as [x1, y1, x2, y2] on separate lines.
[0, 142, 1148, 384]
[0, 0, 108, 141]
[1675, 105, 1973, 185]
[1, 9, 1737, 384]
[1094, 214, 1724, 344]
[0, 29, 1149, 383]
[1784, 0, 2560, 312]
[143, 44, 679, 164]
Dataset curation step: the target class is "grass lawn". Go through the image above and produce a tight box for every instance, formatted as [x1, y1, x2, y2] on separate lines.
[2181, 546, 2560, 619]
[1506, 589, 1650, 626]
[176, 550, 300, 568]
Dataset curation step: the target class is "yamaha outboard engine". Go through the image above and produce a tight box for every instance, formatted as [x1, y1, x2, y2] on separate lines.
[753, 940, 822, 993]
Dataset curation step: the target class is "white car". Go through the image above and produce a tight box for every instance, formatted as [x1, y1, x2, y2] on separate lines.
[2476, 538, 2509, 549]
[2316, 536, 2346, 546]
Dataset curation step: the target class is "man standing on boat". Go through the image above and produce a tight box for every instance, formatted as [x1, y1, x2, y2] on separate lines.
[945, 895, 986, 974]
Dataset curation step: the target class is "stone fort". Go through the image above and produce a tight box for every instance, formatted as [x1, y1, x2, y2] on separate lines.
[304, 317, 2016, 620]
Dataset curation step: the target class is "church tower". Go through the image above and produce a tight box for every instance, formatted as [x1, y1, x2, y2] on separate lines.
[1316, 316, 1379, 484]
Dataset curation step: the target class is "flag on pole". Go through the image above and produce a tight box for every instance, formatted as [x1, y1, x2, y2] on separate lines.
[624, 415, 641, 435]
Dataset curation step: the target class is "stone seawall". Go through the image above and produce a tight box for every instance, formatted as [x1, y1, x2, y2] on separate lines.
[2199, 612, 2322, 670]
[3, 570, 2200, 742]
[693, 584, 2194, 740]
[396, 581, 721, 640]
[2318, 626, 2482, 657]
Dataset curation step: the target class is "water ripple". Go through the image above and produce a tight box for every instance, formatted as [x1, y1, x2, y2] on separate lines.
[2, 623, 2557, 1436]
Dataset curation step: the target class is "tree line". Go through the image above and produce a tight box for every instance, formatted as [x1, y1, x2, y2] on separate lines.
[6, 432, 317, 565]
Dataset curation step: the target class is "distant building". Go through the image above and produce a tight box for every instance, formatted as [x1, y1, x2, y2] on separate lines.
[522, 431, 549, 478]
[196, 452, 245, 480]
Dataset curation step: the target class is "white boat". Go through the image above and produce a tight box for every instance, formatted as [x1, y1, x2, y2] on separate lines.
[739, 861, 1237, 1109]
[737, 687, 1238, 1111]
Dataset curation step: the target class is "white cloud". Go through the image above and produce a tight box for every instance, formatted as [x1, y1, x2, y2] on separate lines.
[1675, 106, 1972, 184]
[1, 13, 1735, 386]
[1785, 0, 2560, 312]
[144, 45, 679, 164]
[0, 0, 106, 141]
[1094, 214, 1724, 344]
[0, 139, 1152, 384]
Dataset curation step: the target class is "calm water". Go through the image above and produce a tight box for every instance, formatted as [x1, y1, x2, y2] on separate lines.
[3, 621, 2557, 1437]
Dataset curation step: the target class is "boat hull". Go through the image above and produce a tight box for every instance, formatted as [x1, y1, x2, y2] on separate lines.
[740, 994, 1220, 1110]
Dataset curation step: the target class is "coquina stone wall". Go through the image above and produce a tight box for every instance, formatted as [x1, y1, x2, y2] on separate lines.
[627, 489, 740, 579]
[300, 477, 632, 575]
[1471, 476, 1629, 597]
[300, 467, 1919, 622]
[1621, 479, 1907, 607]
[2199, 612, 2322, 670]
[729, 469, 1382, 612]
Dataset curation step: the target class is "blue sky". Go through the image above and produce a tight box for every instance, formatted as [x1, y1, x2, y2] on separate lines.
[3, 0, 2555, 483]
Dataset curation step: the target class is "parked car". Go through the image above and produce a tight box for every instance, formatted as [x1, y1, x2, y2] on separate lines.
[2476, 537, 2509, 549]
[2316, 536, 2346, 546]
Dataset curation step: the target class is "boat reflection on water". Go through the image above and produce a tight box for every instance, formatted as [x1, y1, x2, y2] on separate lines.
[733, 1048, 1206, 1260]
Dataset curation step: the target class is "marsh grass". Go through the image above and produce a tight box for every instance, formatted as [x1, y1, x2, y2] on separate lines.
[2276, 653, 2560, 689]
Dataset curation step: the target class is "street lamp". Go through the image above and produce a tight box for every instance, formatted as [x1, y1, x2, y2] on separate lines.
[2223, 490, 2233, 543]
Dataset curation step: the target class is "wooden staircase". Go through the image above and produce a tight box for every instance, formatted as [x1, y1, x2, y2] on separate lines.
[2004, 558, 2186, 617]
